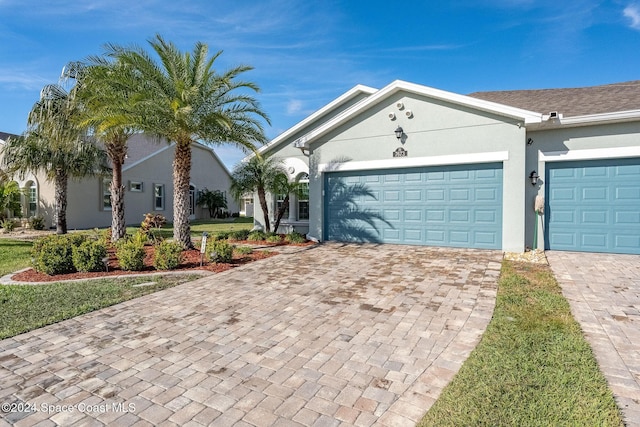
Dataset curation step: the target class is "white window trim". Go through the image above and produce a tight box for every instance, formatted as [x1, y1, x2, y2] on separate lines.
[318, 151, 509, 173]
[153, 184, 165, 211]
[129, 181, 144, 192]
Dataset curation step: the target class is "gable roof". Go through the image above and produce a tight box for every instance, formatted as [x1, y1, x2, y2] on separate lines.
[293, 80, 542, 149]
[469, 80, 640, 118]
[0, 132, 19, 143]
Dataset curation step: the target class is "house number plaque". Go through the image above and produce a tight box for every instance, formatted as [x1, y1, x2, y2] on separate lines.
[393, 147, 408, 158]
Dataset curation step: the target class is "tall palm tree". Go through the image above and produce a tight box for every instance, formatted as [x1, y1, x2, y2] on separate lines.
[230, 155, 286, 233]
[103, 35, 269, 248]
[73, 59, 139, 242]
[1, 79, 106, 234]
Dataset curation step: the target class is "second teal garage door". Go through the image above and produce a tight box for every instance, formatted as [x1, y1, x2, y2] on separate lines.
[546, 157, 640, 254]
[324, 163, 503, 249]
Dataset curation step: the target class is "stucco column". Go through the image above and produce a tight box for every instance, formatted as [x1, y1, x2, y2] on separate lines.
[288, 193, 296, 221]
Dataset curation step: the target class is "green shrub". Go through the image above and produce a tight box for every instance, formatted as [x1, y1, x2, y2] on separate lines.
[116, 240, 145, 271]
[266, 234, 282, 243]
[228, 229, 250, 241]
[234, 245, 253, 255]
[28, 216, 45, 230]
[154, 241, 183, 270]
[285, 231, 306, 244]
[209, 240, 233, 263]
[247, 230, 266, 241]
[72, 240, 107, 272]
[213, 231, 229, 241]
[1, 219, 16, 232]
[32, 234, 86, 275]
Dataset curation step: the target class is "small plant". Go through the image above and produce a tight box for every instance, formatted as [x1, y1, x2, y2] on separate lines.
[116, 240, 145, 271]
[209, 240, 233, 263]
[213, 231, 230, 240]
[234, 245, 253, 255]
[32, 234, 86, 275]
[154, 241, 183, 270]
[1, 219, 16, 232]
[72, 240, 107, 272]
[266, 234, 282, 243]
[141, 213, 166, 232]
[131, 229, 149, 246]
[28, 216, 45, 230]
[247, 230, 266, 241]
[285, 231, 306, 244]
[228, 229, 250, 241]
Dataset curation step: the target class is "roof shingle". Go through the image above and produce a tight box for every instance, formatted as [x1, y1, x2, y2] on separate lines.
[468, 80, 640, 117]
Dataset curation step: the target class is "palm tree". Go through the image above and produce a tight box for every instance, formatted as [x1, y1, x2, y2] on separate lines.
[271, 172, 307, 233]
[102, 35, 269, 248]
[1, 80, 106, 234]
[73, 60, 139, 242]
[230, 155, 286, 233]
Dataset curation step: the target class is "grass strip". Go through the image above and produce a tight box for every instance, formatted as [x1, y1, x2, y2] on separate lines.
[0, 275, 202, 340]
[418, 260, 624, 427]
[0, 239, 32, 277]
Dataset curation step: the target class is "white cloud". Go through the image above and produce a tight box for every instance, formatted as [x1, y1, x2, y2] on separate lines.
[286, 100, 303, 115]
[624, 4, 640, 29]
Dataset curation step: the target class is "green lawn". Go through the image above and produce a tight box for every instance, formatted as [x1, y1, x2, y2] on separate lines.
[418, 260, 624, 426]
[125, 216, 254, 240]
[0, 218, 255, 340]
[0, 275, 202, 340]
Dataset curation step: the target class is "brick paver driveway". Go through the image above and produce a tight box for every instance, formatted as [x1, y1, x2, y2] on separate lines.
[0, 243, 502, 426]
[547, 251, 640, 426]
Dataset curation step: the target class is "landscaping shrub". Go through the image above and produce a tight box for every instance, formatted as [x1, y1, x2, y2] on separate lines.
[213, 231, 230, 241]
[234, 245, 253, 255]
[28, 216, 45, 230]
[154, 241, 183, 270]
[1, 219, 16, 232]
[72, 240, 107, 272]
[285, 231, 306, 244]
[247, 230, 266, 241]
[32, 234, 86, 275]
[141, 213, 166, 231]
[116, 240, 145, 271]
[266, 233, 282, 243]
[209, 240, 233, 263]
[228, 229, 250, 241]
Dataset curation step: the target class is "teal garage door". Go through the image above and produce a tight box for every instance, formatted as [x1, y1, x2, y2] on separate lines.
[546, 157, 640, 254]
[324, 163, 503, 249]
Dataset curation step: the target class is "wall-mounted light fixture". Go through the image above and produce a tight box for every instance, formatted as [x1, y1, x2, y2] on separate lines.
[529, 170, 539, 186]
[527, 138, 534, 145]
[395, 126, 404, 140]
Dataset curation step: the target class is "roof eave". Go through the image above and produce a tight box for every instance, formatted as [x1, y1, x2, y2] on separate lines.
[527, 109, 640, 130]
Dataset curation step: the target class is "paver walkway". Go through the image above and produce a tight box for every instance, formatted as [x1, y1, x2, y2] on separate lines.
[547, 251, 640, 426]
[0, 243, 502, 426]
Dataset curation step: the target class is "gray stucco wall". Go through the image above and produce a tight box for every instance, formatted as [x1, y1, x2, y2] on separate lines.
[527, 120, 640, 249]
[306, 92, 528, 252]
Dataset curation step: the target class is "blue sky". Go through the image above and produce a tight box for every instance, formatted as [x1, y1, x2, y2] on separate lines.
[1, 0, 640, 170]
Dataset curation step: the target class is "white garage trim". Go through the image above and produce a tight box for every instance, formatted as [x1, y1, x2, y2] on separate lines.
[319, 151, 509, 173]
[540, 146, 640, 162]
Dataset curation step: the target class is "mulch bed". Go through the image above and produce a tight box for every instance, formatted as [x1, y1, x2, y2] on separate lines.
[11, 245, 278, 283]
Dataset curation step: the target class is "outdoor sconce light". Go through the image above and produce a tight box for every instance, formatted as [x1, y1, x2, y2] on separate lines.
[529, 170, 539, 186]
[395, 126, 404, 140]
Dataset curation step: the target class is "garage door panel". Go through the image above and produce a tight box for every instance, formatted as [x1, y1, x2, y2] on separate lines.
[546, 158, 640, 254]
[325, 163, 502, 248]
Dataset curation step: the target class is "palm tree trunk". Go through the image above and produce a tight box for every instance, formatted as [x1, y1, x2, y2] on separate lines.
[273, 194, 289, 233]
[173, 140, 193, 249]
[108, 142, 127, 242]
[54, 169, 68, 234]
[257, 187, 271, 233]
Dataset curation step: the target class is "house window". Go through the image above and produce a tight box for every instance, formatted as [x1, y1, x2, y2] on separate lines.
[129, 181, 143, 192]
[154, 184, 165, 210]
[102, 178, 112, 211]
[28, 183, 37, 217]
[275, 193, 289, 218]
[298, 182, 309, 220]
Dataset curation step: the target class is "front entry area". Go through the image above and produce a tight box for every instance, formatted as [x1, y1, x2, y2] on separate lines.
[324, 162, 503, 249]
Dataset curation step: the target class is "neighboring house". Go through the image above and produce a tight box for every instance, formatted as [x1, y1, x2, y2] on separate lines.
[0, 132, 238, 229]
[249, 80, 640, 255]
